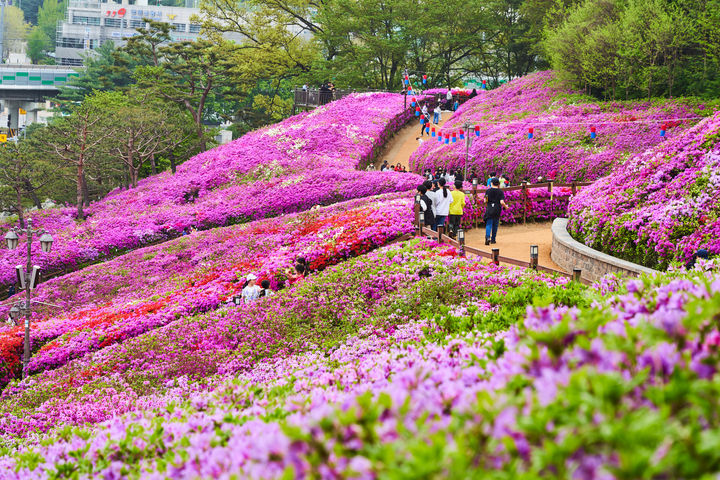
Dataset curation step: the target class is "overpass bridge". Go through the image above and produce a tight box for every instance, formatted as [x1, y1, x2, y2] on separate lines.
[0, 65, 80, 132]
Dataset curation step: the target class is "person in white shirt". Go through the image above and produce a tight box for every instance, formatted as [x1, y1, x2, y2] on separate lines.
[433, 105, 441, 124]
[421, 104, 429, 117]
[431, 177, 453, 232]
[446, 88, 453, 108]
[241, 274, 261, 304]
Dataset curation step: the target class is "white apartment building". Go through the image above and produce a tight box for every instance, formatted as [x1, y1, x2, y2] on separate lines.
[55, 0, 202, 66]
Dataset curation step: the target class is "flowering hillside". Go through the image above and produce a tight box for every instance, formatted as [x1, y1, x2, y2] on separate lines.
[568, 112, 720, 269]
[0, 240, 574, 441]
[1, 241, 720, 477]
[410, 71, 706, 183]
[0, 93, 420, 288]
[0, 193, 415, 384]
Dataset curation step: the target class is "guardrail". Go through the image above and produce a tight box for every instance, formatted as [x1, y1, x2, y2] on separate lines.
[413, 224, 586, 283]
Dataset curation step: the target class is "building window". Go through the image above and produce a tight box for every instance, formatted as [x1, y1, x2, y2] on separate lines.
[60, 58, 84, 66]
[188, 23, 201, 33]
[104, 18, 125, 27]
[129, 19, 146, 28]
[58, 37, 84, 48]
[72, 15, 101, 25]
[172, 23, 186, 31]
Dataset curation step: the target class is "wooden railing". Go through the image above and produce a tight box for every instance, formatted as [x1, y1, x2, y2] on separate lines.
[460, 180, 594, 225]
[413, 225, 586, 283]
[292, 88, 387, 113]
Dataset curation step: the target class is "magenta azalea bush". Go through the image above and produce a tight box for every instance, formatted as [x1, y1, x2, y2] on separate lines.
[0, 93, 420, 289]
[568, 112, 720, 269]
[411, 71, 707, 184]
[0, 193, 417, 383]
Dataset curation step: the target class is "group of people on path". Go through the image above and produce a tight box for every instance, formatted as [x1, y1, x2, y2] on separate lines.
[238, 258, 310, 305]
[417, 174, 509, 246]
[374, 161, 411, 172]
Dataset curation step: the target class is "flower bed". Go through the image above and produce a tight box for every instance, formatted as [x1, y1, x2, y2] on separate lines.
[1, 266, 719, 477]
[411, 71, 707, 185]
[0, 239, 573, 441]
[568, 112, 720, 269]
[0, 193, 417, 384]
[0, 93, 421, 289]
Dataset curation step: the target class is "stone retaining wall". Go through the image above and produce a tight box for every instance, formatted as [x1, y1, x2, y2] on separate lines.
[551, 218, 659, 283]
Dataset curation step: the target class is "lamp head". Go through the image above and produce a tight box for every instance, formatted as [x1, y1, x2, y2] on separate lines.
[39, 233, 53, 254]
[8, 306, 20, 320]
[530, 245, 539, 258]
[4, 231, 18, 250]
[233, 295, 242, 306]
[458, 229, 465, 242]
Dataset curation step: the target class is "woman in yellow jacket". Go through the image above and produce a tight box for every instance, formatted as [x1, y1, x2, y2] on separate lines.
[448, 180, 466, 238]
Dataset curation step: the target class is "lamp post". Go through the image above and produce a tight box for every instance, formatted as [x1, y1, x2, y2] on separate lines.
[530, 244, 539, 270]
[458, 229, 465, 257]
[4, 218, 53, 379]
[464, 121, 472, 180]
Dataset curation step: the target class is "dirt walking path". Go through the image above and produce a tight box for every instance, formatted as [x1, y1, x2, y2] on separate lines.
[465, 222, 563, 271]
[375, 117, 449, 170]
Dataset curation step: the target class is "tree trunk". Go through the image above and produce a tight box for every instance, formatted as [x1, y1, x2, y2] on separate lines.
[76, 165, 85, 220]
[22, 178, 42, 209]
[169, 153, 176, 174]
[131, 167, 139, 188]
[15, 188, 25, 229]
[150, 153, 157, 175]
[81, 172, 90, 206]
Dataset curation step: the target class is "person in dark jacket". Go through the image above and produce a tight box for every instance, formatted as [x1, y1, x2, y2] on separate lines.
[417, 184, 435, 230]
[483, 177, 508, 245]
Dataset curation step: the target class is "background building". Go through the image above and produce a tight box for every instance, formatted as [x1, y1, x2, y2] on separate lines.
[55, 0, 202, 66]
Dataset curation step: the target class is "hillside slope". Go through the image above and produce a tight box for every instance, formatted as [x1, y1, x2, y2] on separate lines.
[410, 71, 706, 183]
[0, 93, 420, 287]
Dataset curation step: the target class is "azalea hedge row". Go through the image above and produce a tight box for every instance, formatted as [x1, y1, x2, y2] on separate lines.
[2, 246, 720, 477]
[0, 93, 421, 288]
[568, 112, 720, 269]
[0, 193, 416, 385]
[411, 71, 708, 185]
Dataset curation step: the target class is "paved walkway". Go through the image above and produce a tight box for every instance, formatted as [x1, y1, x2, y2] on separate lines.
[374, 117, 449, 170]
[374, 118, 565, 272]
[465, 222, 563, 270]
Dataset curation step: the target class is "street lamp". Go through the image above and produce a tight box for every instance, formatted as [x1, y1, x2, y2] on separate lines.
[4, 218, 53, 379]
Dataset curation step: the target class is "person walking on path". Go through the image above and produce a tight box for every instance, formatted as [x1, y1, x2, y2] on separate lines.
[483, 177, 508, 245]
[432, 177, 452, 232]
[417, 184, 435, 231]
[241, 274, 261, 304]
[449, 180, 466, 238]
[433, 104, 441, 124]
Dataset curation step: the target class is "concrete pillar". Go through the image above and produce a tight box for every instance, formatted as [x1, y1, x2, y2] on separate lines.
[4, 100, 21, 132]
